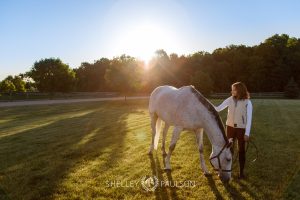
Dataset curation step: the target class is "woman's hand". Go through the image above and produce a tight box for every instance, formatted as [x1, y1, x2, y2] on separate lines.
[244, 135, 250, 142]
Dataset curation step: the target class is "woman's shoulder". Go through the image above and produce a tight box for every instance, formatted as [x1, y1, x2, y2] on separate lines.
[246, 99, 253, 107]
[223, 96, 233, 104]
[239, 98, 252, 106]
[239, 98, 251, 102]
[226, 96, 233, 101]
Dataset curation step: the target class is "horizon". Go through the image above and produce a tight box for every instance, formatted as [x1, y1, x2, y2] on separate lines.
[1, 0, 300, 80]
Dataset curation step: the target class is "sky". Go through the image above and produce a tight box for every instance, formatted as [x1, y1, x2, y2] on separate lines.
[1, 0, 300, 80]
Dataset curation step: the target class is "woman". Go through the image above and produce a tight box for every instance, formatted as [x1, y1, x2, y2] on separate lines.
[214, 82, 253, 179]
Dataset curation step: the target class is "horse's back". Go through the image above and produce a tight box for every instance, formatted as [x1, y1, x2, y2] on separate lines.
[149, 86, 194, 124]
[149, 85, 178, 111]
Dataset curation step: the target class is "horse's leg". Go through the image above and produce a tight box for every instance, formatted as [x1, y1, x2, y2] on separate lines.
[165, 126, 182, 170]
[161, 123, 169, 155]
[195, 128, 211, 176]
[148, 113, 157, 154]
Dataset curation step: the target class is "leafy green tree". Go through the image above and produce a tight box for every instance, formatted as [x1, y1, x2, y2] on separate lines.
[146, 49, 173, 90]
[284, 77, 299, 98]
[190, 70, 214, 95]
[105, 55, 143, 100]
[255, 34, 293, 91]
[3, 33, 299, 94]
[0, 80, 16, 94]
[19, 73, 37, 91]
[0, 75, 26, 93]
[28, 58, 75, 92]
[11, 76, 26, 92]
[75, 58, 110, 92]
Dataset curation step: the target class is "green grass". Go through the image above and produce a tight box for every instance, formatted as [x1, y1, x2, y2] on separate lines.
[0, 99, 299, 200]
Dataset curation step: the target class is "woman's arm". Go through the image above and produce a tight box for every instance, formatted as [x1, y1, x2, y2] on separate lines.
[214, 97, 230, 112]
[245, 100, 253, 136]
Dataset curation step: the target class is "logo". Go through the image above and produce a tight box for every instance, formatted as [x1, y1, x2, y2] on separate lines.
[106, 175, 197, 191]
[141, 175, 159, 192]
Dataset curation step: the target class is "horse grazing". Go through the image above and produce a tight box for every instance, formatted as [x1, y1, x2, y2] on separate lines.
[148, 85, 233, 182]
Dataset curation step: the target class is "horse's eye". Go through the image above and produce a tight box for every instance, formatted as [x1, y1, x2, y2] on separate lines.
[226, 158, 231, 162]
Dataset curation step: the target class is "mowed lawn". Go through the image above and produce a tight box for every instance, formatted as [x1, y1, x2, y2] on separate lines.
[0, 99, 299, 200]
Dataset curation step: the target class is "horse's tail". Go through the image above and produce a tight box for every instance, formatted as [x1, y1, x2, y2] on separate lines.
[154, 118, 162, 150]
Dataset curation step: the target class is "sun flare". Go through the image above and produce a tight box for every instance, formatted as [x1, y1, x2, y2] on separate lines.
[113, 23, 178, 65]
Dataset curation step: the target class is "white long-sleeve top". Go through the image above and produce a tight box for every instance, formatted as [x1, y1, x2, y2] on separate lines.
[214, 97, 253, 136]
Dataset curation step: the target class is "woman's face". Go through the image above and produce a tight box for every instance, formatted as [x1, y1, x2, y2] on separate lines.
[231, 86, 237, 97]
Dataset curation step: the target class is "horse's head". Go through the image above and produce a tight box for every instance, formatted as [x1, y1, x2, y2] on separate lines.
[210, 141, 233, 182]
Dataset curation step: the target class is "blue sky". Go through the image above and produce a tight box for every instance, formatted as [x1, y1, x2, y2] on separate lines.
[1, 0, 300, 80]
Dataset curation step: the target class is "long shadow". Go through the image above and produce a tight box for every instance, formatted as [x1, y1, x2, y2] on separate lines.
[223, 182, 246, 200]
[206, 175, 257, 199]
[96, 109, 146, 173]
[235, 180, 260, 199]
[0, 186, 10, 200]
[1, 113, 97, 199]
[0, 101, 138, 199]
[162, 155, 179, 200]
[206, 176, 224, 200]
[165, 170, 179, 200]
[148, 154, 169, 200]
[222, 178, 260, 200]
[148, 154, 180, 200]
[0, 103, 100, 134]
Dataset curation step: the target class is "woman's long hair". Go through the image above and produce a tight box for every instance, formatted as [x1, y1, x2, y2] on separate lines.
[232, 82, 250, 100]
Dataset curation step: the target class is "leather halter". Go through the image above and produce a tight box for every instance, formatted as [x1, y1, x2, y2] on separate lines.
[209, 142, 232, 172]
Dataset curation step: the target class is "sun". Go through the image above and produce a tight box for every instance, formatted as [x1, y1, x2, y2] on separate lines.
[113, 23, 176, 66]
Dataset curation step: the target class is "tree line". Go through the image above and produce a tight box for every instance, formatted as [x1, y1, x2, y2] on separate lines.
[1, 34, 300, 96]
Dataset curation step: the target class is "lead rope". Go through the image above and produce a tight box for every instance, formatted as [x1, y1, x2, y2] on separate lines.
[232, 139, 258, 164]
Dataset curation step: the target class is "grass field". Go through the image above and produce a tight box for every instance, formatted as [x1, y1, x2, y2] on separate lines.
[0, 99, 299, 200]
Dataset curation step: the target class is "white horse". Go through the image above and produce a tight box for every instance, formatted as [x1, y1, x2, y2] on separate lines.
[148, 85, 233, 182]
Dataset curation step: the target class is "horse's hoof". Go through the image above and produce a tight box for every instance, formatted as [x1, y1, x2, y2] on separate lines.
[204, 172, 212, 177]
[148, 151, 153, 155]
[164, 167, 171, 171]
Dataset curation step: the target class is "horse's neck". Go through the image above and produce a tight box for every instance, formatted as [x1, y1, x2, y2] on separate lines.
[204, 121, 227, 148]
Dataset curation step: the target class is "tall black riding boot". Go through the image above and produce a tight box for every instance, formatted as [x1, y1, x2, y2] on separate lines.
[239, 151, 246, 179]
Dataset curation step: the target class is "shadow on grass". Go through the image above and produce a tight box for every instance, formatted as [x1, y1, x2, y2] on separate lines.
[236, 180, 260, 199]
[148, 154, 169, 200]
[0, 103, 100, 135]
[0, 102, 141, 199]
[165, 169, 179, 200]
[223, 178, 260, 200]
[0, 186, 10, 200]
[282, 169, 300, 199]
[206, 175, 258, 200]
[223, 181, 245, 200]
[148, 154, 180, 200]
[206, 176, 224, 200]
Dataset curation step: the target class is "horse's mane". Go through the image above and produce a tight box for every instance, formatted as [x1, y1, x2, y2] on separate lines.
[189, 86, 228, 144]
